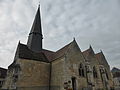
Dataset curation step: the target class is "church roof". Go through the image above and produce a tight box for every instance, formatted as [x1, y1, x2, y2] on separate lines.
[14, 39, 75, 63]
[52, 41, 72, 60]
[13, 41, 73, 63]
[41, 49, 55, 61]
[41, 40, 74, 61]
[111, 67, 120, 73]
[16, 42, 49, 63]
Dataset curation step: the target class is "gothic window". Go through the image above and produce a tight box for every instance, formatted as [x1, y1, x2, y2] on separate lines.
[93, 66, 98, 78]
[79, 63, 85, 77]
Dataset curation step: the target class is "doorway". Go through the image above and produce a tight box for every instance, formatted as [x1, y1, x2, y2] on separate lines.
[71, 77, 76, 90]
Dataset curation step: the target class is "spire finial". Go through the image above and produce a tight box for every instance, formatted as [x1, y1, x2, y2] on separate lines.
[89, 44, 92, 48]
[38, 1, 40, 8]
[19, 40, 20, 43]
[100, 49, 103, 53]
[73, 37, 75, 41]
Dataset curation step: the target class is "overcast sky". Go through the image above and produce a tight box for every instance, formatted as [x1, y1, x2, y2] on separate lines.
[0, 0, 120, 69]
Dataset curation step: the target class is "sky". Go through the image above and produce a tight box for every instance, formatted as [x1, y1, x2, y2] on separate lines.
[0, 0, 120, 69]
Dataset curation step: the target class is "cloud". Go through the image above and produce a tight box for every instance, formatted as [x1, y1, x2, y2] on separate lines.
[0, 0, 120, 69]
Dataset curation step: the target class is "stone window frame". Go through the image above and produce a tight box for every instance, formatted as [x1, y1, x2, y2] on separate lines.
[79, 63, 85, 77]
[99, 66, 109, 80]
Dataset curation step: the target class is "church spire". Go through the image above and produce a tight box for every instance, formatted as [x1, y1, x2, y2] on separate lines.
[29, 5, 42, 35]
[27, 4, 43, 52]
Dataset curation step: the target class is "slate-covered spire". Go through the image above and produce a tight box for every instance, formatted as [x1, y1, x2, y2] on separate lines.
[27, 4, 43, 52]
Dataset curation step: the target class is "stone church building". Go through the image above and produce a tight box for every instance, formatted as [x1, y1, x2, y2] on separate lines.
[2, 5, 114, 90]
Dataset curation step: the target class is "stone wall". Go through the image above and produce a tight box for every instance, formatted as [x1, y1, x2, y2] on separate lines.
[51, 57, 65, 90]
[2, 58, 50, 90]
[2, 67, 14, 89]
[17, 59, 50, 90]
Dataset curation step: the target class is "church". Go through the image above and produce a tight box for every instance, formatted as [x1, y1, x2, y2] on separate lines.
[2, 5, 114, 90]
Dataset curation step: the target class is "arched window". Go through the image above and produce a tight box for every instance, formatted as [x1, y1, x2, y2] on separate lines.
[93, 66, 98, 78]
[79, 63, 85, 77]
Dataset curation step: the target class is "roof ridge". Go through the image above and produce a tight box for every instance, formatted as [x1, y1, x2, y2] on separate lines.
[56, 41, 72, 52]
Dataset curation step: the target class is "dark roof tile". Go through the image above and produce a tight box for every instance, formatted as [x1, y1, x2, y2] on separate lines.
[16, 43, 49, 63]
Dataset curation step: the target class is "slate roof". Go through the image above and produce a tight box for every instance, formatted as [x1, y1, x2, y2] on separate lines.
[111, 67, 120, 73]
[0, 67, 7, 78]
[14, 40, 73, 63]
[52, 41, 72, 60]
[37, 40, 73, 61]
[41, 49, 55, 61]
[16, 42, 49, 63]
